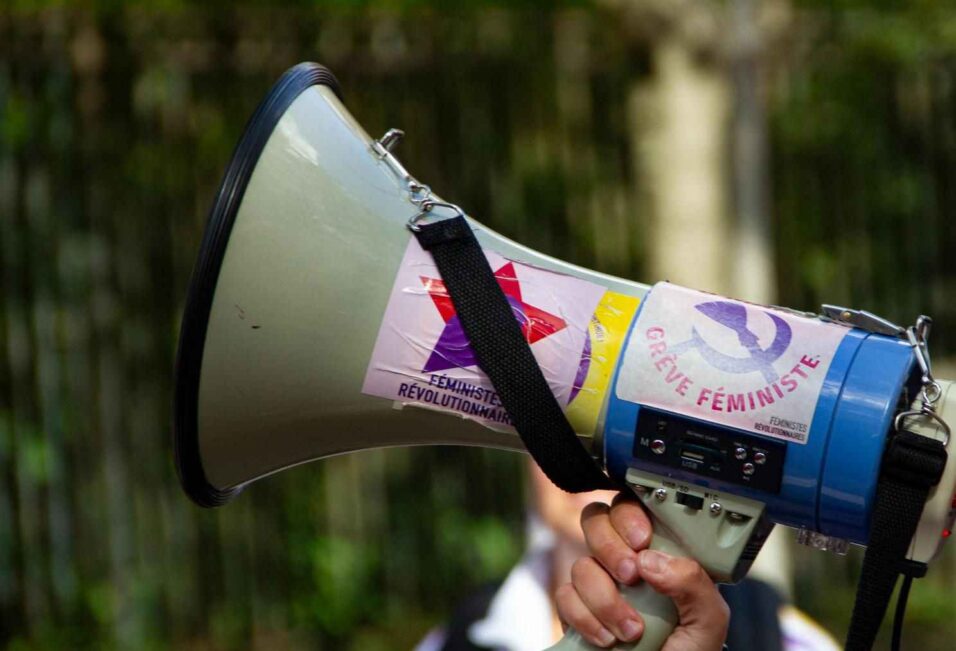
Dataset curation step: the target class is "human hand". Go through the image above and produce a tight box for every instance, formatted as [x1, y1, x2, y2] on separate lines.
[555, 493, 730, 651]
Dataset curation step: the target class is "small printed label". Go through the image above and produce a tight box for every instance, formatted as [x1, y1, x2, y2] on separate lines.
[362, 238, 638, 435]
[616, 283, 850, 444]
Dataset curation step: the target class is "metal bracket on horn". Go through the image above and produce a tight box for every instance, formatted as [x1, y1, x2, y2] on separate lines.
[407, 200, 467, 232]
[371, 128, 412, 181]
[371, 128, 460, 232]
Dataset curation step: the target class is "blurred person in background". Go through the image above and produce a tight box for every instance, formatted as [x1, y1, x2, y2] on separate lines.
[416, 460, 839, 651]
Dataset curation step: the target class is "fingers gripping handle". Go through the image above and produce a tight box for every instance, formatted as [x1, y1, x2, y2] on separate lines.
[546, 534, 683, 651]
[546, 469, 771, 651]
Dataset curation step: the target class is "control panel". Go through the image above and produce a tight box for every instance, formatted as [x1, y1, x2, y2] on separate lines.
[632, 408, 787, 494]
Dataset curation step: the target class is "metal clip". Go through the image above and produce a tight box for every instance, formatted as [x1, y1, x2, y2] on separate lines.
[371, 128, 464, 232]
[820, 305, 905, 337]
[905, 315, 941, 406]
[407, 200, 466, 232]
[822, 304, 948, 432]
[407, 180, 432, 206]
[370, 128, 414, 187]
[891, 313, 948, 443]
[375, 128, 404, 154]
[895, 406, 950, 446]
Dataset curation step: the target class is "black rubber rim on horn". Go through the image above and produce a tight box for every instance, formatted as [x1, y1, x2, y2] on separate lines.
[174, 63, 343, 507]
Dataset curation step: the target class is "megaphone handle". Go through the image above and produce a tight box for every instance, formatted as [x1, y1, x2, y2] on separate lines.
[545, 525, 683, 651]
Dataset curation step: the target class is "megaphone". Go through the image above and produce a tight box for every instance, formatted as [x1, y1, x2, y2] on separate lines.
[175, 63, 956, 651]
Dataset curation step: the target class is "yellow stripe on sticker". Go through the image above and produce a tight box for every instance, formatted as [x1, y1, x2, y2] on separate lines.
[565, 290, 641, 437]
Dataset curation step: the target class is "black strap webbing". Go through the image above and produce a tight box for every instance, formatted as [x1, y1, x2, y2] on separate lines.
[414, 216, 617, 493]
[844, 429, 947, 651]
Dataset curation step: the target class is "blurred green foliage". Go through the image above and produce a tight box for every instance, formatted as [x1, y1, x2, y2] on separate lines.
[1, 1, 956, 650]
[775, 0, 956, 337]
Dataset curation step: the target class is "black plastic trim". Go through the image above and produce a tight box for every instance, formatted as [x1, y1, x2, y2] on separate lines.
[174, 63, 343, 507]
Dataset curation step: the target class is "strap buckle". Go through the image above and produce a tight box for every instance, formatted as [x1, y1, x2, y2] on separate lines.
[407, 199, 467, 232]
[895, 406, 951, 447]
[882, 428, 948, 488]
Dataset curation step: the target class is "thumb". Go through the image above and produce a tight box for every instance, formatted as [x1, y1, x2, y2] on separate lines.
[637, 550, 730, 651]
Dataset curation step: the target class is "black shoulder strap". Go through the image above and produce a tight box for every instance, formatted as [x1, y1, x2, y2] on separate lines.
[414, 217, 617, 493]
[844, 429, 947, 651]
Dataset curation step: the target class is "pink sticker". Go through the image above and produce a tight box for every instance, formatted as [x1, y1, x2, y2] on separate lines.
[362, 238, 606, 431]
[616, 283, 851, 444]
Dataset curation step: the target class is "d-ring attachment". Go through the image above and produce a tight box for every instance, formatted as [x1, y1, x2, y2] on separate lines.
[895, 407, 951, 447]
[407, 200, 466, 232]
[922, 380, 943, 406]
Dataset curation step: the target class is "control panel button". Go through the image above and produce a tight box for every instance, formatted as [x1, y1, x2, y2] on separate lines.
[742, 462, 756, 476]
[632, 408, 787, 494]
[675, 492, 705, 510]
[754, 452, 767, 465]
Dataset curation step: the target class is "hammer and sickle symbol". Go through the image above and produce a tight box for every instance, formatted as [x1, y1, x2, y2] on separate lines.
[668, 301, 792, 384]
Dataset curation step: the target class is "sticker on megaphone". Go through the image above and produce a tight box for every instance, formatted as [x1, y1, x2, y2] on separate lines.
[362, 238, 639, 436]
[616, 283, 850, 445]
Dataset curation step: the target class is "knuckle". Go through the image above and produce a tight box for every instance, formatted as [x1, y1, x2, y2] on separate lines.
[698, 590, 731, 634]
[570, 556, 598, 584]
[594, 538, 622, 562]
[719, 607, 731, 635]
[717, 594, 731, 622]
[554, 585, 577, 620]
[582, 580, 618, 618]
[580, 502, 610, 526]
[661, 560, 711, 604]
[674, 558, 707, 584]
[555, 582, 576, 605]
[610, 499, 648, 524]
[610, 491, 635, 508]
[591, 596, 622, 623]
[689, 562, 708, 584]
